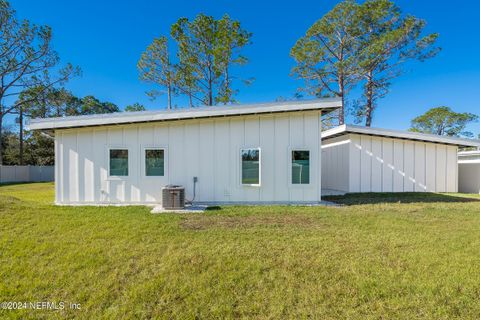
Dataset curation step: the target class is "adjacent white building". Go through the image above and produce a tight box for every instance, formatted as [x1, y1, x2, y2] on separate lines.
[28, 99, 341, 205]
[321, 125, 480, 194]
[458, 150, 480, 194]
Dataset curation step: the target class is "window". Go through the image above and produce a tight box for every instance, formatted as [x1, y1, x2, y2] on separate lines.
[145, 149, 165, 176]
[109, 149, 128, 176]
[292, 150, 310, 184]
[241, 148, 260, 185]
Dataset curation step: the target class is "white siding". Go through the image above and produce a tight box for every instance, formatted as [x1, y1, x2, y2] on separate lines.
[425, 144, 436, 192]
[78, 130, 94, 201]
[214, 120, 230, 201]
[393, 140, 404, 192]
[360, 135, 372, 192]
[403, 141, 415, 192]
[55, 131, 63, 203]
[371, 137, 383, 192]
[198, 121, 215, 202]
[349, 135, 361, 192]
[63, 131, 78, 202]
[321, 135, 350, 193]
[446, 145, 458, 192]
[93, 129, 108, 202]
[458, 163, 480, 194]
[55, 112, 322, 204]
[322, 133, 458, 193]
[273, 116, 289, 201]
[304, 114, 321, 201]
[184, 122, 200, 201]
[436, 145, 447, 192]
[382, 138, 394, 192]
[414, 142, 426, 192]
[228, 119, 244, 201]
[259, 116, 275, 201]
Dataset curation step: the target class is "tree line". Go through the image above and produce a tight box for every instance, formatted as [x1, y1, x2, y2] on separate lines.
[3, 87, 146, 165]
[0, 0, 478, 166]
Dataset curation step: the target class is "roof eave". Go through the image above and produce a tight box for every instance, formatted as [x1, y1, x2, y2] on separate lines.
[27, 99, 341, 131]
[322, 125, 480, 148]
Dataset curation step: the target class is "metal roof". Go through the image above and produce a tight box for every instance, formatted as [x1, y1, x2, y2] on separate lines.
[458, 150, 480, 163]
[322, 124, 480, 148]
[27, 98, 341, 130]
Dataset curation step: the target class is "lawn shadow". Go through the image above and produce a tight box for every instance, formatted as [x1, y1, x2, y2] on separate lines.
[205, 206, 222, 211]
[323, 192, 480, 206]
[0, 181, 53, 187]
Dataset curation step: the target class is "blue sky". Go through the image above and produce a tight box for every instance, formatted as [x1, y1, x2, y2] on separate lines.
[8, 0, 480, 134]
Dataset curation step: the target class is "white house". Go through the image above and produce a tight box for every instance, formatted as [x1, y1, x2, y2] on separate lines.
[28, 98, 341, 205]
[321, 125, 480, 194]
[458, 150, 480, 194]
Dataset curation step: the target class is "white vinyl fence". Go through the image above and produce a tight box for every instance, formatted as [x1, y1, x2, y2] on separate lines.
[0, 166, 54, 183]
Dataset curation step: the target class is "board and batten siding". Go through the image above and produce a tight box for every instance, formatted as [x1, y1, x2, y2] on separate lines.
[54, 111, 322, 204]
[322, 134, 458, 193]
[320, 135, 350, 192]
[458, 153, 480, 194]
[458, 163, 480, 194]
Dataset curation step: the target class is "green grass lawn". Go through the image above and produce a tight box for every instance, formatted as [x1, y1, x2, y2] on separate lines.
[1, 183, 480, 319]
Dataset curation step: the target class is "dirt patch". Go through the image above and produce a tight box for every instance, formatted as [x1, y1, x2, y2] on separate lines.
[180, 214, 320, 231]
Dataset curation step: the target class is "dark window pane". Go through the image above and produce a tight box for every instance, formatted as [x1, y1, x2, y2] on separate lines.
[292, 150, 309, 184]
[110, 149, 128, 176]
[146, 149, 164, 176]
[241, 149, 260, 184]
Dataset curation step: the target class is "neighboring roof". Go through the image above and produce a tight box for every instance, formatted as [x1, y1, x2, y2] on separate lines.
[458, 150, 480, 156]
[458, 150, 480, 163]
[322, 124, 480, 148]
[27, 98, 341, 130]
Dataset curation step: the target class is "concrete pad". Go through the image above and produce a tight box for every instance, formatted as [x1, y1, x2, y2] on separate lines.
[151, 204, 208, 214]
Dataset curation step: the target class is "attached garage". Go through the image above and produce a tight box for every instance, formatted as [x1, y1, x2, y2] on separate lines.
[321, 125, 480, 194]
[458, 151, 480, 194]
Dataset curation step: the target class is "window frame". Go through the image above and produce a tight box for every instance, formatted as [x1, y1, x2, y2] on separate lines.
[141, 145, 168, 179]
[240, 147, 262, 187]
[107, 146, 130, 179]
[289, 148, 311, 186]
